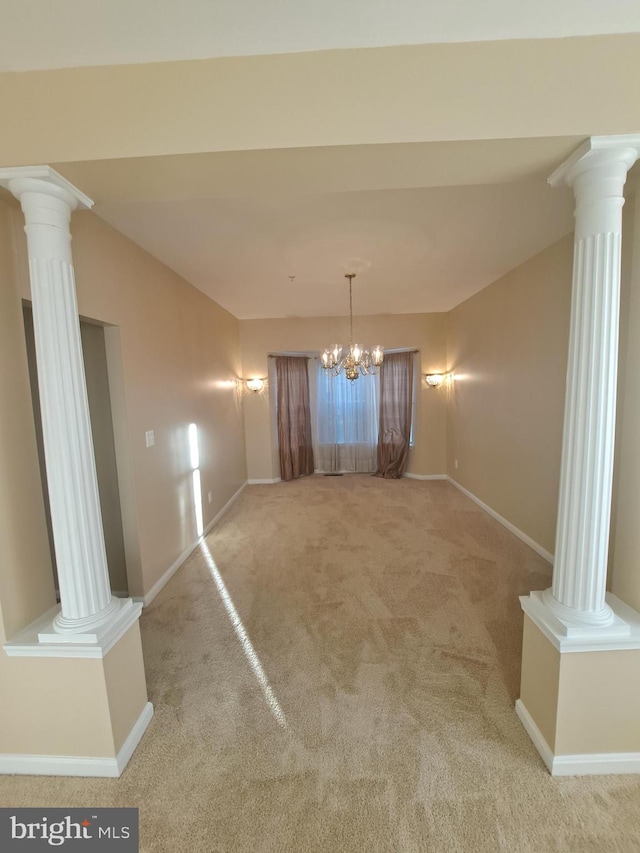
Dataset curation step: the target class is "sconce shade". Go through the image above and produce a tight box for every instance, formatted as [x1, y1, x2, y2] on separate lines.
[246, 378, 265, 392]
[425, 373, 444, 387]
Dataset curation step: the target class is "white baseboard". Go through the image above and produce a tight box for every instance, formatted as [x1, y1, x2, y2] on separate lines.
[447, 477, 553, 564]
[115, 700, 154, 776]
[315, 470, 375, 475]
[403, 473, 447, 481]
[142, 542, 197, 608]
[247, 478, 281, 484]
[0, 753, 120, 778]
[515, 698, 554, 772]
[142, 481, 247, 606]
[552, 752, 640, 775]
[515, 699, 640, 776]
[0, 701, 154, 778]
[202, 481, 247, 537]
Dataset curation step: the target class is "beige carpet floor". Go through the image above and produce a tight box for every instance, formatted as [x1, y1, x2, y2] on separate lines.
[1, 476, 640, 852]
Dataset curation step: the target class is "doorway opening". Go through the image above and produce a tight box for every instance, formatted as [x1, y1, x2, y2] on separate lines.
[23, 305, 129, 596]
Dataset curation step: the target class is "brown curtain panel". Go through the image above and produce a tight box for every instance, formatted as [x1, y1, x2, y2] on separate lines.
[275, 356, 315, 481]
[376, 351, 414, 479]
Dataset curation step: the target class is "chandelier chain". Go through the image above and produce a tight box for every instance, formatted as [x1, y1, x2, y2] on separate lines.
[347, 273, 354, 344]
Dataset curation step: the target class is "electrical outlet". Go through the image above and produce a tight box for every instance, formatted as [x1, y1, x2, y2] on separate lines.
[208, 491, 212, 504]
[454, 459, 459, 470]
[145, 430, 155, 448]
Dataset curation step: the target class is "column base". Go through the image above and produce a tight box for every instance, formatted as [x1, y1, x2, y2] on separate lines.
[52, 595, 122, 635]
[541, 588, 615, 627]
[518, 597, 640, 776]
[4, 597, 142, 658]
[521, 590, 633, 650]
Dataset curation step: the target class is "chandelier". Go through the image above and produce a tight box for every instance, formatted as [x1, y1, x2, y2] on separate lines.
[321, 273, 384, 381]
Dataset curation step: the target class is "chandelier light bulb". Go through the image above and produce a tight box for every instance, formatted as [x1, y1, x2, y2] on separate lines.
[371, 345, 384, 367]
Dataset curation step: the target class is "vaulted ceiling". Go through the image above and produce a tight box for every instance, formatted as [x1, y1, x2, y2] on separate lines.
[63, 140, 577, 318]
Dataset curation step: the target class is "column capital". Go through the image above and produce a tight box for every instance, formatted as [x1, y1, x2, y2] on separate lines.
[0, 165, 93, 211]
[0, 166, 93, 261]
[548, 134, 640, 189]
[549, 135, 640, 240]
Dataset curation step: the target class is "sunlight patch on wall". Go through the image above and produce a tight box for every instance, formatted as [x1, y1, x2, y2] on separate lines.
[189, 423, 204, 537]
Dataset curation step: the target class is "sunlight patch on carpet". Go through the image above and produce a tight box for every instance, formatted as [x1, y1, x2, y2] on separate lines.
[201, 541, 288, 729]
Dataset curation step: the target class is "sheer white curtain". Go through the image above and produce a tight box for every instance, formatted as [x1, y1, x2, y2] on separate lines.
[315, 361, 379, 473]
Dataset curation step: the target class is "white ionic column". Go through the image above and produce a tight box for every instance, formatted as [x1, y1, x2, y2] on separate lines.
[543, 136, 640, 627]
[0, 166, 120, 635]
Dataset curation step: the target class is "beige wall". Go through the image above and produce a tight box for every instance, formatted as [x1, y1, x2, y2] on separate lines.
[1, 35, 640, 166]
[0, 196, 55, 640]
[80, 321, 128, 593]
[0, 638, 114, 757]
[12, 208, 247, 597]
[611, 185, 640, 611]
[446, 234, 573, 555]
[240, 313, 448, 481]
[519, 617, 560, 750]
[555, 646, 640, 755]
[103, 622, 149, 754]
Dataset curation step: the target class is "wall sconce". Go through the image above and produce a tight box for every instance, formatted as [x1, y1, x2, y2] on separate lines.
[425, 373, 445, 387]
[246, 378, 265, 393]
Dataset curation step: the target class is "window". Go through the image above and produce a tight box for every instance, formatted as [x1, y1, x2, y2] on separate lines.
[316, 364, 378, 445]
[315, 361, 378, 473]
[312, 350, 419, 473]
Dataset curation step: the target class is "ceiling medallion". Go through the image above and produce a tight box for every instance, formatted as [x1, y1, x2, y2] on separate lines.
[320, 274, 384, 382]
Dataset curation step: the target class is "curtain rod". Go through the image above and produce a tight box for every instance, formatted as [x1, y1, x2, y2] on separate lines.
[269, 349, 419, 358]
[308, 349, 420, 359]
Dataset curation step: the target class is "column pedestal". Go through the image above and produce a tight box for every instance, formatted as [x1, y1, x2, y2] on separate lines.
[517, 606, 640, 776]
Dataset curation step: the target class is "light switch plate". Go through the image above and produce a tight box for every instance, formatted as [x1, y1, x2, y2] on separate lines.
[145, 430, 155, 448]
